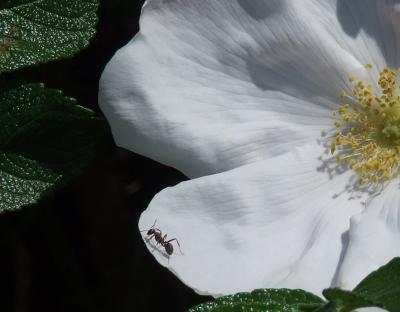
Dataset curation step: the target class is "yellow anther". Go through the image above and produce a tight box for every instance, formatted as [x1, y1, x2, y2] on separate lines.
[331, 143, 336, 154]
[331, 65, 400, 186]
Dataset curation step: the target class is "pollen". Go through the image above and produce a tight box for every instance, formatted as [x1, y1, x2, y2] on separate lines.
[331, 66, 400, 186]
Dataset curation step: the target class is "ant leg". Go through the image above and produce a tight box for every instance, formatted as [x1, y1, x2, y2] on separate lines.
[151, 237, 162, 253]
[167, 238, 183, 255]
[147, 234, 154, 241]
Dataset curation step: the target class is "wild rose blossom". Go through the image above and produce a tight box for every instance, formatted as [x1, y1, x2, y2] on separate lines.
[99, 0, 400, 298]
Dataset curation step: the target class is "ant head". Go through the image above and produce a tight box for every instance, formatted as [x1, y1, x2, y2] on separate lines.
[165, 243, 173, 255]
[147, 229, 155, 235]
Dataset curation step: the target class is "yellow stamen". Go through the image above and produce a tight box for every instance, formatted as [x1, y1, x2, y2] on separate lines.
[332, 65, 400, 186]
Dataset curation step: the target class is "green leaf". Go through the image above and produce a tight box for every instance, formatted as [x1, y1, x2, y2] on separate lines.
[0, 0, 99, 73]
[189, 258, 400, 312]
[321, 258, 400, 312]
[311, 302, 337, 312]
[0, 83, 104, 212]
[352, 257, 400, 311]
[322, 289, 374, 312]
[188, 289, 325, 312]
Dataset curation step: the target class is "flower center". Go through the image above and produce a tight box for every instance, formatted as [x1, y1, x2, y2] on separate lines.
[331, 64, 400, 186]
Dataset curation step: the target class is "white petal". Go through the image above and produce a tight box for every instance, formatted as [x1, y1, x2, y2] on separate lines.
[334, 180, 400, 290]
[99, 0, 382, 177]
[139, 144, 367, 296]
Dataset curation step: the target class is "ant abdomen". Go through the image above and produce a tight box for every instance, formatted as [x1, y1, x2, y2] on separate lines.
[165, 243, 173, 255]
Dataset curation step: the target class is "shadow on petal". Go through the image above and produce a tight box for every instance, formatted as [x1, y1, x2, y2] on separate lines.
[316, 131, 377, 199]
[336, 0, 400, 68]
[245, 57, 333, 102]
[236, 0, 284, 20]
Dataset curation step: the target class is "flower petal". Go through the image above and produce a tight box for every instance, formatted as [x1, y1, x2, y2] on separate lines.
[99, 0, 382, 177]
[139, 144, 366, 296]
[334, 180, 400, 291]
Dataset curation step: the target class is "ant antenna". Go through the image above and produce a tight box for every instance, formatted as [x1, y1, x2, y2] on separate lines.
[140, 219, 158, 232]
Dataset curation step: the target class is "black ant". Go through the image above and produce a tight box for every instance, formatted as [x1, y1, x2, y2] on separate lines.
[141, 220, 182, 256]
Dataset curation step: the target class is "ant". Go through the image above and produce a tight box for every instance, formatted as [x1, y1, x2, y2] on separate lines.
[141, 220, 182, 256]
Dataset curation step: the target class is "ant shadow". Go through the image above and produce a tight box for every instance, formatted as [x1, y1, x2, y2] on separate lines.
[143, 236, 184, 264]
[144, 237, 171, 259]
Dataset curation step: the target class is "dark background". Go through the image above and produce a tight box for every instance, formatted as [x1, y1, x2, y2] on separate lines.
[0, 1, 211, 311]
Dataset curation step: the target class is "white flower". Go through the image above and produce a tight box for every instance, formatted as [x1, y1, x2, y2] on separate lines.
[99, 0, 400, 300]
